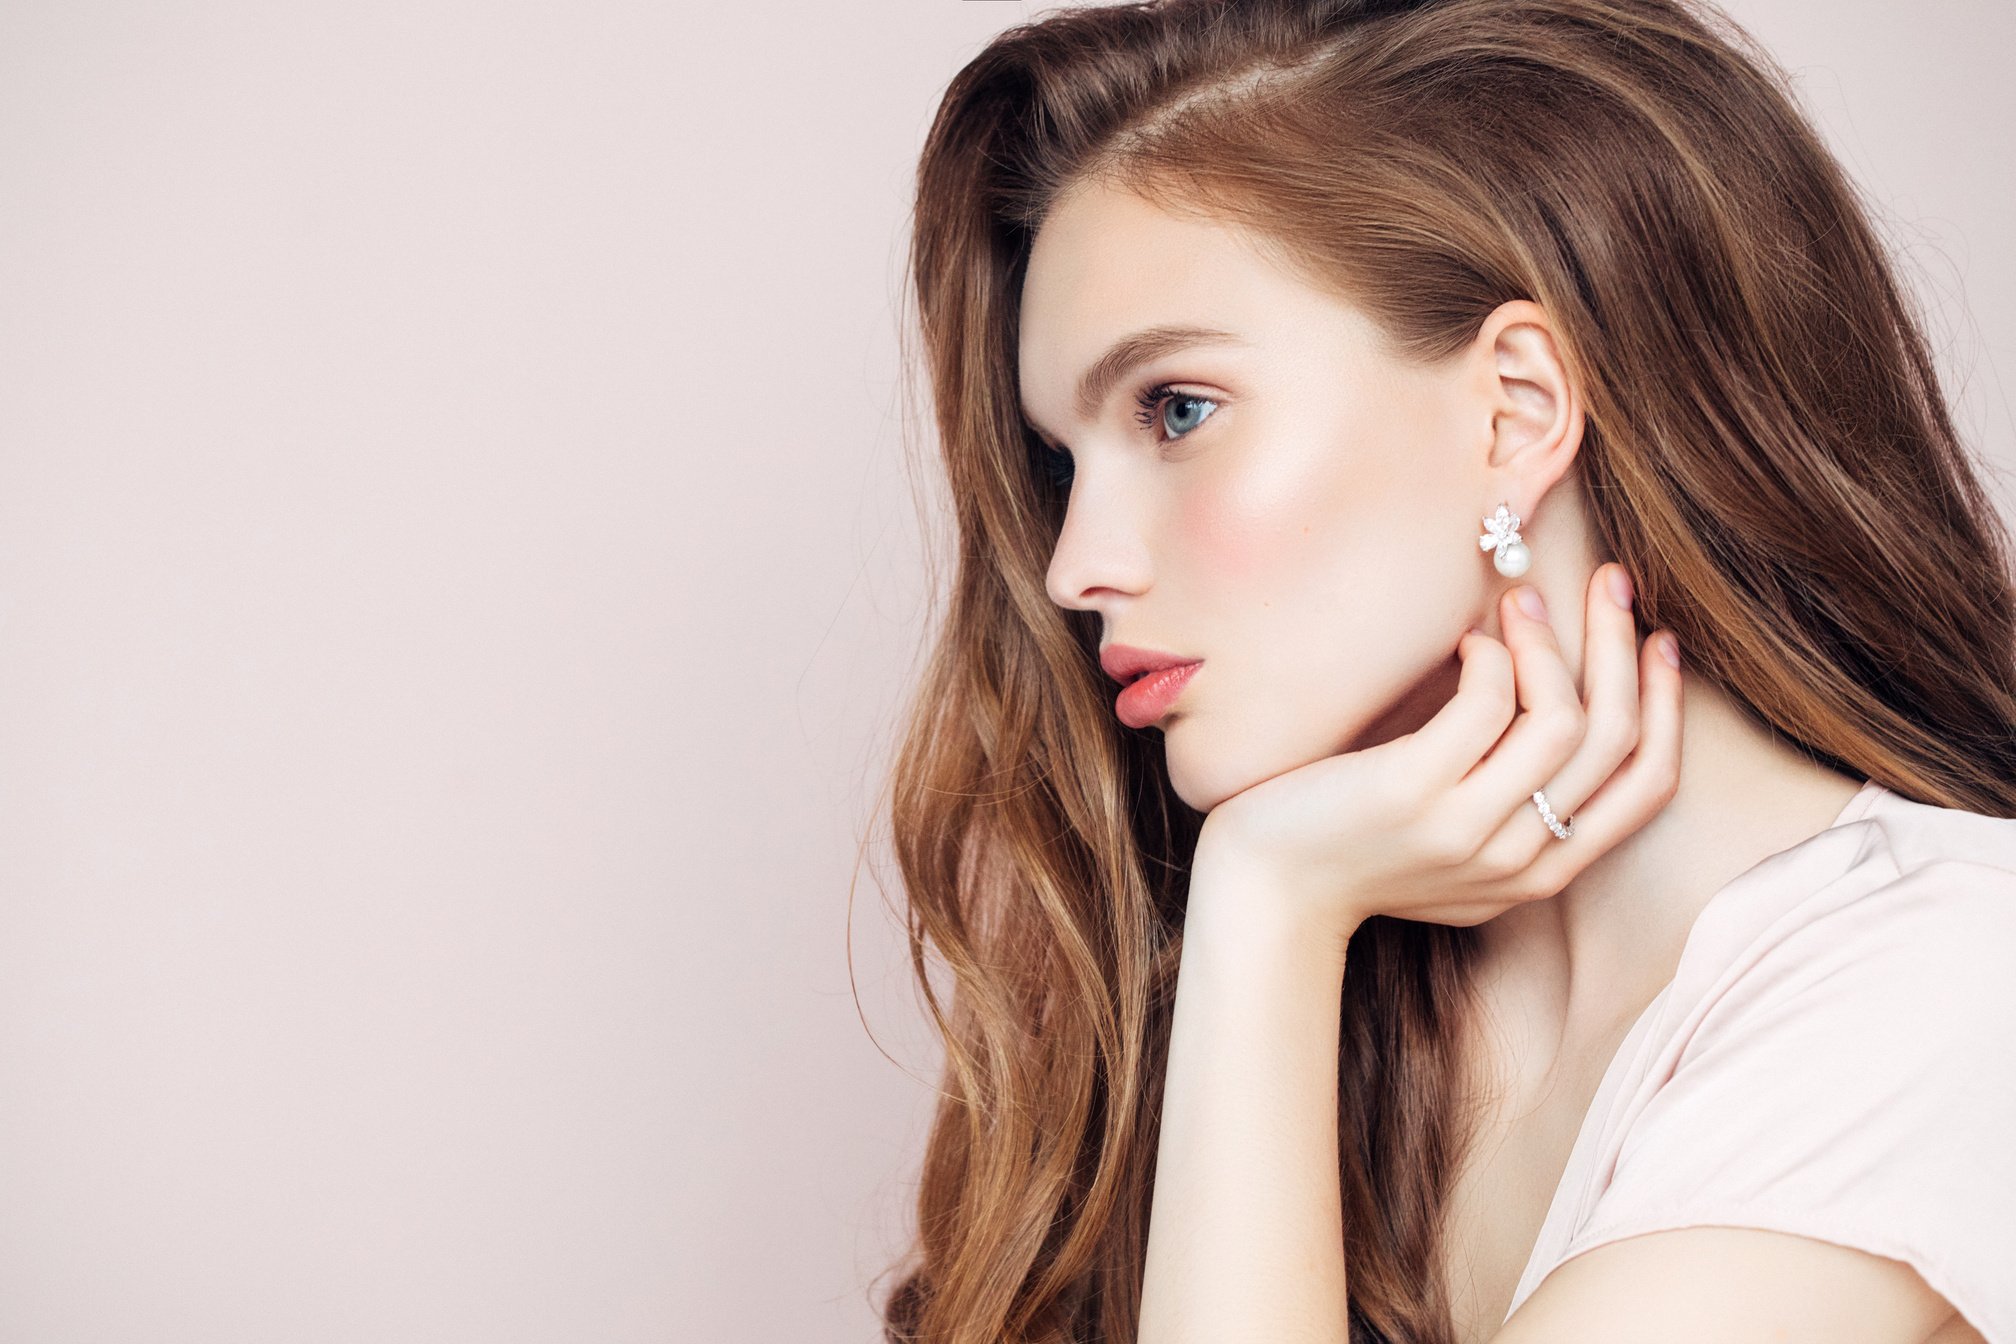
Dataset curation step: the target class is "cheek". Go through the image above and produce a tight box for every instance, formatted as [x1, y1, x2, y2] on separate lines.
[1172, 450, 1389, 603]
[1167, 435, 1470, 689]
[1172, 485, 1284, 586]
[1172, 444, 1357, 591]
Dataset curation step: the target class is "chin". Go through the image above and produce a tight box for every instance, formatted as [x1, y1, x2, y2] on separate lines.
[1160, 712, 1316, 816]
[1153, 714, 1228, 813]
[1161, 669, 1452, 814]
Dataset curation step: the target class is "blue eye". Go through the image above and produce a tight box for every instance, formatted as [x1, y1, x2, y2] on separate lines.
[1133, 382, 1219, 441]
[1032, 382, 1218, 493]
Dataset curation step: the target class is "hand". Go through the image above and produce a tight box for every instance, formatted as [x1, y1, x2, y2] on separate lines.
[1190, 563, 1683, 942]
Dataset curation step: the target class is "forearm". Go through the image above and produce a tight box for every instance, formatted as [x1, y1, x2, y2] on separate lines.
[1138, 865, 1355, 1344]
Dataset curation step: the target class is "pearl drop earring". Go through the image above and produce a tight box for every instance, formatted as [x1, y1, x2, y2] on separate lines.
[1479, 501, 1531, 577]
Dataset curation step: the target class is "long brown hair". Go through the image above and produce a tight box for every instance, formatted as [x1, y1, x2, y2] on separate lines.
[870, 1, 2016, 1339]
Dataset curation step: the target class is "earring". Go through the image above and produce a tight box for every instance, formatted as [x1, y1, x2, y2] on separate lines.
[1479, 501, 1531, 577]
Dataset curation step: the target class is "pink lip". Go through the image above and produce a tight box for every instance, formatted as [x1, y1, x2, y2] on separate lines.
[1114, 661, 1202, 729]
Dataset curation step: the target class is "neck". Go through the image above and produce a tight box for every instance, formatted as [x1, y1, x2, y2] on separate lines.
[1469, 670, 1865, 1082]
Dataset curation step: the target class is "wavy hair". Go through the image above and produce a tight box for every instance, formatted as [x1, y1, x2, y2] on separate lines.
[870, 1, 2016, 1339]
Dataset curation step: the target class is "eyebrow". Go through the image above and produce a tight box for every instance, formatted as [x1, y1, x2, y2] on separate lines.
[1022, 323, 1247, 443]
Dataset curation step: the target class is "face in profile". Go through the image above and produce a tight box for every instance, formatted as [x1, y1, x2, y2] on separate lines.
[1018, 177, 1525, 813]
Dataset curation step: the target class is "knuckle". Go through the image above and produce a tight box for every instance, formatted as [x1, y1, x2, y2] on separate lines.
[1516, 866, 1562, 902]
[1476, 838, 1528, 881]
[1546, 703, 1588, 750]
[1657, 767, 1682, 806]
[1373, 775, 1433, 837]
[1392, 770, 1439, 821]
[1631, 745, 1681, 801]
[1421, 821, 1478, 868]
[1588, 717, 1637, 760]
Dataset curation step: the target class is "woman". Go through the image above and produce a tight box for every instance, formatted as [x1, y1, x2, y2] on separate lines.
[875, 0, 2016, 1340]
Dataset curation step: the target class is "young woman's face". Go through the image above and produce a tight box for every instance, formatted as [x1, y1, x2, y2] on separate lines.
[1018, 178, 1513, 812]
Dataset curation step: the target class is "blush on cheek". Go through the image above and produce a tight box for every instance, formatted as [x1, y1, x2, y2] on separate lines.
[1174, 481, 1306, 587]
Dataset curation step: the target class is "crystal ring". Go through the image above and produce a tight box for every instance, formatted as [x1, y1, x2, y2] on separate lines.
[1532, 789, 1574, 841]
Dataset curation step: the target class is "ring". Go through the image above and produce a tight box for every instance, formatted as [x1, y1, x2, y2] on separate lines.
[1532, 789, 1574, 841]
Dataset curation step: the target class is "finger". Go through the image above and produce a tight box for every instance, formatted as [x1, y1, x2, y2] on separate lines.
[1449, 583, 1585, 834]
[1479, 563, 1644, 868]
[1519, 626, 1684, 894]
[1390, 624, 1518, 795]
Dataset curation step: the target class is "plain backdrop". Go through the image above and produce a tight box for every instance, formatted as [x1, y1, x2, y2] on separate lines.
[0, 2, 2010, 1341]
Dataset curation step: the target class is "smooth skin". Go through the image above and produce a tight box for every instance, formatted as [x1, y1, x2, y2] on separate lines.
[1018, 177, 1970, 1342]
[1151, 577, 1961, 1344]
[1195, 575, 1680, 951]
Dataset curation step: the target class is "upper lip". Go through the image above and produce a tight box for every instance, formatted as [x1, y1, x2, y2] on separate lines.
[1099, 644, 1203, 686]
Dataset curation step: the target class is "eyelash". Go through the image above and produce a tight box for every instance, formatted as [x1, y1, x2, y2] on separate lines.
[1040, 382, 1219, 488]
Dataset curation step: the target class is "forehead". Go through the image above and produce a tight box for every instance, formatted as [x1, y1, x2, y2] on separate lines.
[1015, 179, 1343, 433]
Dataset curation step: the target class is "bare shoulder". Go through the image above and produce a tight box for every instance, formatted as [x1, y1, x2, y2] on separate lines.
[1493, 1225, 1978, 1343]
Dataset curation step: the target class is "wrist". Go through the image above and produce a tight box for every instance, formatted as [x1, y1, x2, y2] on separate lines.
[1182, 854, 1357, 981]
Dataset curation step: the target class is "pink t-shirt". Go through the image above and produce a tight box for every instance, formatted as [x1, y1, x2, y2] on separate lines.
[1503, 778, 2016, 1338]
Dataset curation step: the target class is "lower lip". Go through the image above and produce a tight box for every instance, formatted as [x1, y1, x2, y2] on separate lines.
[1115, 662, 1202, 729]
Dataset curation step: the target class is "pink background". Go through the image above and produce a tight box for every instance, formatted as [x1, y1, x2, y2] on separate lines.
[0, 2, 2009, 1340]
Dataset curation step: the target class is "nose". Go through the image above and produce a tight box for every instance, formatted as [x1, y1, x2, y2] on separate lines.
[1043, 478, 1152, 612]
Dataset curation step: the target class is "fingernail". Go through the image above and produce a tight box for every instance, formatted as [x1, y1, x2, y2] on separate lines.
[1660, 633, 1681, 668]
[1515, 586, 1548, 622]
[1607, 565, 1633, 611]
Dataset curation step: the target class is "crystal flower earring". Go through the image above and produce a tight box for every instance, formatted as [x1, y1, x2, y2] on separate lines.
[1479, 501, 1530, 577]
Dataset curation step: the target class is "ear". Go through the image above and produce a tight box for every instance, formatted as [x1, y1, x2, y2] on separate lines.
[1475, 299, 1583, 506]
